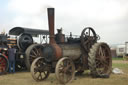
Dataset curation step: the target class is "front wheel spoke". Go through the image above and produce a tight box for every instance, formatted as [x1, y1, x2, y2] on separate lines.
[38, 72, 42, 79]
[59, 68, 64, 73]
[65, 64, 72, 71]
[43, 71, 47, 76]
[34, 67, 38, 72]
[59, 63, 64, 68]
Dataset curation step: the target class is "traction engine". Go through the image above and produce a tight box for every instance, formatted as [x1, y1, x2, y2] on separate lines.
[0, 34, 8, 75]
[30, 8, 112, 84]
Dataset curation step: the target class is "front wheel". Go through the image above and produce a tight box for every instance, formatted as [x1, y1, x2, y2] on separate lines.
[55, 57, 75, 84]
[88, 42, 112, 77]
[31, 57, 50, 81]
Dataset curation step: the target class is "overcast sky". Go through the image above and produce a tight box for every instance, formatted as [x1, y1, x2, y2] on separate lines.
[0, 0, 128, 44]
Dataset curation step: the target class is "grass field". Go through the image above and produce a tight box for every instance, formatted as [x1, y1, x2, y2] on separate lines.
[0, 59, 128, 85]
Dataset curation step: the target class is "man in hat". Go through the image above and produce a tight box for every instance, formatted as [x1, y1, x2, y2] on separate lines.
[8, 45, 16, 73]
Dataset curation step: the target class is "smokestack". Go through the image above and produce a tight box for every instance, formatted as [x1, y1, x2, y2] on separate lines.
[47, 8, 56, 44]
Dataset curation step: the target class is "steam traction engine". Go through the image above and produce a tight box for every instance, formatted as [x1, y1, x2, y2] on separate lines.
[8, 27, 49, 70]
[31, 8, 112, 84]
[0, 27, 49, 74]
[0, 34, 8, 74]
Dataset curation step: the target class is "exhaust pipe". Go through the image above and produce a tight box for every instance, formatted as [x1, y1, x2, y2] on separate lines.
[47, 8, 56, 44]
[47, 8, 62, 59]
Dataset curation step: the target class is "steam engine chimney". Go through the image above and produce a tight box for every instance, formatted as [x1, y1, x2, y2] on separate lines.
[47, 8, 56, 44]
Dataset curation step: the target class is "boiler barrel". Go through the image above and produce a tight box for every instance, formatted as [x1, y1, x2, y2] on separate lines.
[59, 44, 82, 60]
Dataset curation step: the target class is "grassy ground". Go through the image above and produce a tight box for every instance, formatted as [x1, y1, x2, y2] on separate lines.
[0, 59, 128, 85]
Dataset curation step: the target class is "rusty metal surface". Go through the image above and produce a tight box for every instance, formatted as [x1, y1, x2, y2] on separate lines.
[59, 44, 82, 60]
[55, 29, 65, 43]
[42, 44, 62, 62]
[52, 44, 62, 60]
[47, 8, 56, 44]
[47, 8, 62, 60]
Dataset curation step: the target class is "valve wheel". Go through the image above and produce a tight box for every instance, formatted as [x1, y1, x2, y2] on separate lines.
[88, 42, 112, 77]
[81, 27, 97, 52]
[0, 55, 9, 75]
[31, 57, 50, 81]
[25, 44, 44, 70]
[55, 57, 75, 84]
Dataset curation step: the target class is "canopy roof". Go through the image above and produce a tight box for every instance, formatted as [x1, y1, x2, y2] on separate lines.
[9, 27, 49, 36]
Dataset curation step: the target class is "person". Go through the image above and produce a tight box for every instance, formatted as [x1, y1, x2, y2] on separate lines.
[8, 45, 16, 73]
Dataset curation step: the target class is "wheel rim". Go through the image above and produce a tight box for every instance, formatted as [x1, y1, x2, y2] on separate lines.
[95, 44, 111, 75]
[81, 27, 97, 52]
[55, 57, 75, 84]
[0, 55, 8, 74]
[31, 57, 49, 81]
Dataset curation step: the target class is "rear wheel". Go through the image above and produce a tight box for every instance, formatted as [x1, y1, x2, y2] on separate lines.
[0, 54, 9, 75]
[25, 44, 44, 70]
[88, 42, 112, 77]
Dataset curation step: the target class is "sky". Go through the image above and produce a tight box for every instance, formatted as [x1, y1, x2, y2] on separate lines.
[0, 0, 128, 44]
